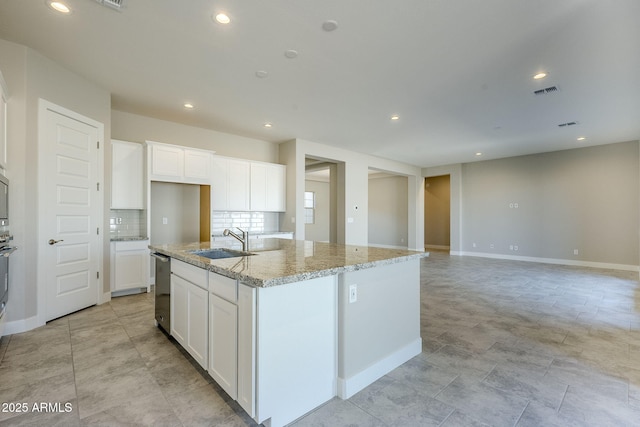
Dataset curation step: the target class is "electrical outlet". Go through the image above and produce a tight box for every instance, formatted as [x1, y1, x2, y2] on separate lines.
[514, 245, 518, 251]
[472, 243, 477, 248]
[490, 243, 494, 249]
[509, 245, 514, 250]
[574, 249, 579, 255]
[162, 217, 168, 225]
[349, 284, 357, 303]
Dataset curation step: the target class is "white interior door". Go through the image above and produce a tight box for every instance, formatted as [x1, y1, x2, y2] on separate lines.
[39, 101, 102, 322]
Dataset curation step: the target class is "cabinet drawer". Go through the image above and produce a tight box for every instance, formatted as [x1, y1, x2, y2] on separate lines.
[209, 272, 237, 302]
[172, 259, 208, 290]
[115, 239, 149, 252]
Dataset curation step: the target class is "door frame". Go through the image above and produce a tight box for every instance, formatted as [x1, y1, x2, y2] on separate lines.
[37, 99, 105, 326]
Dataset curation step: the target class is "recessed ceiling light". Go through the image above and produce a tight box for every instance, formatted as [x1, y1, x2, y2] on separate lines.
[214, 13, 230, 24]
[255, 70, 268, 78]
[533, 72, 547, 80]
[577, 136, 586, 141]
[47, 1, 71, 13]
[475, 152, 483, 156]
[284, 50, 299, 59]
[264, 123, 273, 128]
[183, 103, 194, 109]
[322, 20, 338, 32]
[390, 115, 400, 121]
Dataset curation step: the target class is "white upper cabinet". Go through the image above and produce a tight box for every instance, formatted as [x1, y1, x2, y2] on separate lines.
[111, 139, 144, 209]
[212, 156, 250, 211]
[184, 149, 212, 182]
[212, 156, 285, 212]
[250, 162, 286, 212]
[0, 70, 8, 170]
[147, 141, 213, 184]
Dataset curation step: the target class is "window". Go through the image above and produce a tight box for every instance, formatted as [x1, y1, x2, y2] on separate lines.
[304, 191, 315, 224]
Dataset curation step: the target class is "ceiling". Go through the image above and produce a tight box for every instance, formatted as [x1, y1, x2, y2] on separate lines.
[1, 0, 639, 168]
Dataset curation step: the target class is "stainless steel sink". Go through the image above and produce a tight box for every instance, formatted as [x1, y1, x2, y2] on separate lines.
[189, 248, 254, 260]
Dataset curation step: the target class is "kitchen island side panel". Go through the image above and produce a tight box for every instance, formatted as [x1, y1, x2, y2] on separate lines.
[338, 259, 421, 398]
[255, 275, 337, 427]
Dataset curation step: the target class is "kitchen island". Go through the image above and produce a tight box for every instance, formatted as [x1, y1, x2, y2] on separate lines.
[150, 239, 427, 427]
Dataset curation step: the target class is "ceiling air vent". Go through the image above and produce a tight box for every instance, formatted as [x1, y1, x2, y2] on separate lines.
[95, 0, 125, 11]
[534, 86, 559, 96]
[558, 121, 578, 127]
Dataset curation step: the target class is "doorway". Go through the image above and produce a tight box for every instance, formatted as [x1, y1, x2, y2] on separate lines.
[305, 157, 339, 243]
[368, 169, 409, 248]
[424, 175, 450, 251]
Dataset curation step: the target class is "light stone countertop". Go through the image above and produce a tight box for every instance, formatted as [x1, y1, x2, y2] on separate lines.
[149, 239, 428, 288]
[111, 236, 149, 242]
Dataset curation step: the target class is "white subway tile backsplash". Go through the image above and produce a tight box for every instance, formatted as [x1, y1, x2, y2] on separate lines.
[211, 211, 280, 235]
[109, 209, 147, 239]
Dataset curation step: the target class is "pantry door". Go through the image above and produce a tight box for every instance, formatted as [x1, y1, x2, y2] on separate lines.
[38, 100, 103, 322]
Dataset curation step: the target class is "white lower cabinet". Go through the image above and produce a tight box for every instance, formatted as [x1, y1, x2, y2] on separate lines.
[171, 261, 256, 416]
[111, 240, 149, 293]
[171, 261, 209, 370]
[209, 293, 237, 399]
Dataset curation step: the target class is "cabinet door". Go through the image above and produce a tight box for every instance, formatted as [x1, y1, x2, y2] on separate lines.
[209, 293, 238, 399]
[184, 149, 211, 184]
[237, 284, 256, 417]
[151, 144, 184, 180]
[187, 283, 209, 369]
[211, 156, 229, 210]
[250, 163, 267, 211]
[171, 275, 188, 347]
[227, 159, 250, 211]
[111, 140, 144, 209]
[265, 164, 286, 211]
[250, 163, 286, 212]
[114, 250, 147, 291]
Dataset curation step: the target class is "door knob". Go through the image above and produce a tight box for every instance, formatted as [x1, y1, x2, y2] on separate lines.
[48, 239, 64, 245]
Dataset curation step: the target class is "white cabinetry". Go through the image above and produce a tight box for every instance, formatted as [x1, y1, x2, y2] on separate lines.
[212, 156, 286, 212]
[209, 293, 238, 398]
[147, 141, 213, 184]
[250, 162, 286, 212]
[208, 272, 239, 399]
[171, 259, 208, 369]
[0, 70, 8, 169]
[111, 140, 144, 209]
[111, 240, 149, 293]
[211, 156, 250, 211]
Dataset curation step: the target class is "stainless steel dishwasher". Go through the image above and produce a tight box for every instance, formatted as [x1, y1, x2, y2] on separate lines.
[151, 252, 171, 332]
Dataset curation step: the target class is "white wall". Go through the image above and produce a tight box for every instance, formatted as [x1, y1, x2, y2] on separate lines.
[0, 39, 111, 329]
[112, 110, 279, 163]
[368, 175, 408, 248]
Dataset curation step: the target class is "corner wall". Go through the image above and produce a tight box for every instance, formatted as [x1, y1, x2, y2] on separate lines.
[0, 38, 111, 331]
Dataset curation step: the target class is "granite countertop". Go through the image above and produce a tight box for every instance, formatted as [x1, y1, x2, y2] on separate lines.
[111, 236, 149, 242]
[149, 239, 428, 288]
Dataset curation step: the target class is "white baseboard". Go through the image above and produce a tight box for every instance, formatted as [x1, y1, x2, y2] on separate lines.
[4, 315, 43, 336]
[337, 338, 422, 399]
[456, 251, 639, 272]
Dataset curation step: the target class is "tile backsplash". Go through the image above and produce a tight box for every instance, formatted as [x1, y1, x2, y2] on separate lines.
[211, 211, 280, 236]
[110, 209, 147, 239]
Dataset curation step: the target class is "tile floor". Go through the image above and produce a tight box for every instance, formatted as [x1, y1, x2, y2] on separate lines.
[1, 252, 640, 426]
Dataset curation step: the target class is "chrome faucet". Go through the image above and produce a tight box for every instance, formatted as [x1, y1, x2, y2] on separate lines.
[223, 227, 249, 251]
